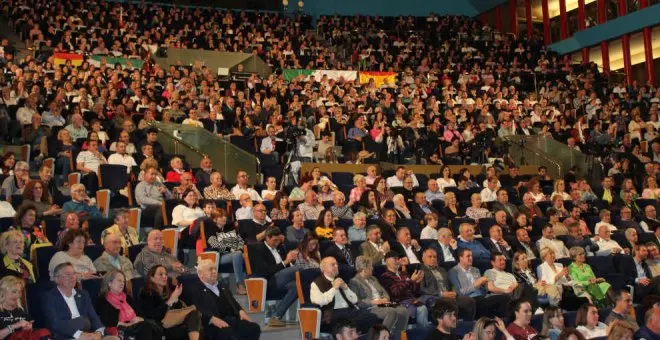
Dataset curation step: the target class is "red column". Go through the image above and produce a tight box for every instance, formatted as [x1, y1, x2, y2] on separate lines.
[643, 27, 655, 85]
[559, 0, 568, 40]
[641, 0, 654, 84]
[622, 34, 632, 85]
[578, 0, 588, 63]
[480, 12, 488, 25]
[495, 6, 503, 31]
[618, 0, 627, 16]
[525, 0, 533, 39]
[598, 0, 609, 75]
[510, 0, 518, 35]
[542, 0, 550, 45]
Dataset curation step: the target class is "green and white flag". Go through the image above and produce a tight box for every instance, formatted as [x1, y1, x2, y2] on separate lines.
[282, 69, 357, 82]
[89, 55, 144, 69]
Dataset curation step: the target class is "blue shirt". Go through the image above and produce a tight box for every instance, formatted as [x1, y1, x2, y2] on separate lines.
[425, 190, 445, 203]
[457, 238, 491, 261]
[347, 226, 366, 242]
[62, 200, 103, 219]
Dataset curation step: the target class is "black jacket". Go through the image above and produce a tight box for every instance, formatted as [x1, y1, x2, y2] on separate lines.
[182, 278, 243, 326]
[324, 243, 356, 266]
[249, 242, 291, 281]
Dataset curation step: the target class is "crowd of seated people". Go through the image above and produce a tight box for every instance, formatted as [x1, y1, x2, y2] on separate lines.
[0, 0, 659, 338]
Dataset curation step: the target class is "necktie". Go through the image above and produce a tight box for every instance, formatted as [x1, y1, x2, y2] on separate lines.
[342, 247, 353, 266]
[338, 288, 357, 309]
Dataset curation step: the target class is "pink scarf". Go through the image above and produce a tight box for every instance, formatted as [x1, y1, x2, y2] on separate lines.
[106, 292, 137, 323]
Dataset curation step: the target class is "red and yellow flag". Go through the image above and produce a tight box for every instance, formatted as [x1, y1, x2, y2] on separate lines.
[53, 52, 83, 66]
[359, 71, 397, 87]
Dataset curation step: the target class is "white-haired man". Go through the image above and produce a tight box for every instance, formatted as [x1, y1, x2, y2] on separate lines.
[183, 259, 260, 339]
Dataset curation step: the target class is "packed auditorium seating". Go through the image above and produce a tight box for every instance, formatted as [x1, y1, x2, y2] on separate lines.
[0, 0, 658, 339]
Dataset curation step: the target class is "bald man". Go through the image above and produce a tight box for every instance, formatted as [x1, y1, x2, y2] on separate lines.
[93, 233, 136, 280]
[183, 259, 260, 340]
[310, 257, 379, 335]
[134, 229, 189, 277]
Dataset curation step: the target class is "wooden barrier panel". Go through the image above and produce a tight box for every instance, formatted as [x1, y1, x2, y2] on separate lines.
[300, 163, 484, 178]
[161, 228, 179, 255]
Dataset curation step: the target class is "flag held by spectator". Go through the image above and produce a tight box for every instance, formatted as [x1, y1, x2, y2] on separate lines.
[359, 71, 397, 87]
[53, 52, 83, 66]
[283, 69, 357, 82]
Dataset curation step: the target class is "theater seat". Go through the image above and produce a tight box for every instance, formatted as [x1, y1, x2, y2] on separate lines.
[296, 269, 323, 339]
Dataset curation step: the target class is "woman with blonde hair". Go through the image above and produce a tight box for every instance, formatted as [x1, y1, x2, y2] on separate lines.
[642, 176, 660, 199]
[138, 158, 164, 182]
[350, 174, 368, 203]
[470, 317, 513, 340]
[443, 191, 464, 220]
[551, 180, 570, 201]
[0, 276, 51, 339]
[465, 193, 492, 221]
[0, 230, 35, 283]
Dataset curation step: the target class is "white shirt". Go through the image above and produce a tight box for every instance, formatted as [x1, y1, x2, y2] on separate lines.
[537, 237, 570, 259]
[107, 153, 137, 173]
[436, 178, 456, 191]
[310, 275, 358, 308]
[484, 268, 517, 290]
[260, 136, 277, 154]
[16, 107, 36, 125]
[420, 226, 438, 240]
[386, 175, 419, 188]
[577, 323, 608, 339]
[593, 237, 623, 256]
[235, 207, 253, 220]
[171, 205, 205, 228]
[537, 262, 570, 285]
[58, 287, 103, 339]
[76, 150, 106, 174]
[594, 221, 617, 233]
[402, 245, 420, 264]
[297, 129, 315, 159]
[480, 187, 498, 202]
[231, 185, 262, 201]
[439, 243, 456, 262]
[265, 242, 283, 265]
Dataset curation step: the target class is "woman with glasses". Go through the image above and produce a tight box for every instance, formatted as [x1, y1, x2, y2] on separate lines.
[0, 230, 35, 283]
[1, 161, 29, 202]
[20, 179, 62, 217]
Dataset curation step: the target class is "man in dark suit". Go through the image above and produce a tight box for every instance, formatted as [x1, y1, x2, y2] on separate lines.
[428, 227, 458, 265]
[620, 244, 660, 302]
[485, 225, 513, 260]
[390, 227, 422, 267]
[250, 227, 298, 327]
[410, 192, 440, 222]
[511, 228, 539, 260]
[183, 258, 261, 340]
[44, 262, 109, 340]
[565, 222, 599, 256]
[325, 228, 356, 267]
[491, 189, 519, 220]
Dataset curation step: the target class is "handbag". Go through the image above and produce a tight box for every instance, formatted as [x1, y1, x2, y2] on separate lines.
[162, 305, 197, 328]
[8, 328, 51, 340]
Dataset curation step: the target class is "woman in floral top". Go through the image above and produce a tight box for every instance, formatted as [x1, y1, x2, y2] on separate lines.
[269, 193, 290, 221]
[203, 171, 235, 201]
[465, 193, 492, 221]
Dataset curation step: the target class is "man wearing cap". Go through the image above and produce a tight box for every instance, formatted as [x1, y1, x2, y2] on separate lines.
[378, 251, 433, 327]
[310, 257, 379, 334]
[250, 227, 299, 327]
